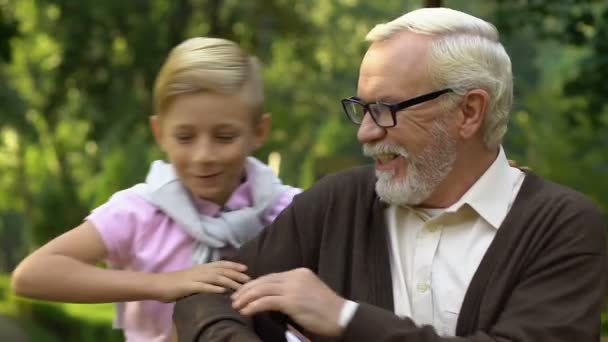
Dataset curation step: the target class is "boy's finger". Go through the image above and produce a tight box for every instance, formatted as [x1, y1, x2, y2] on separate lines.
[212, 261, 248, 271]
[197, 283, 226, 294]
[211, 276, 243, 291]
[219, 268, 251, 283]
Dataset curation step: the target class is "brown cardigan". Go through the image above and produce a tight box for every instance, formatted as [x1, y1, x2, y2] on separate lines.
[174, 166, 607, 342]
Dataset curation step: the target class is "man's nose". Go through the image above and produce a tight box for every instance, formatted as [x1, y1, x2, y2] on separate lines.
[357, 113, 386, 144]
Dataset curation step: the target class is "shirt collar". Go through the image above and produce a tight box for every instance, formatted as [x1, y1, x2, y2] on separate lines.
[192, 174, 253, 217]
[444, 146, 519, 229]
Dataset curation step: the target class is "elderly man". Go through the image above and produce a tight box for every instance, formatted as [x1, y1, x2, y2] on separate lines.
[174, 7, 607, 342]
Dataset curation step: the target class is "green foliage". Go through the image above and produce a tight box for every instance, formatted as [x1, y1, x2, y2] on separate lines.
[21, 303, 121, 342]
[0, 0, 607, 338]
[0, 274, 120, 341]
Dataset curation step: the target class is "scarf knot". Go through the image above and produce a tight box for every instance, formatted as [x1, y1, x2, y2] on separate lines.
[131, 157, 291, 264]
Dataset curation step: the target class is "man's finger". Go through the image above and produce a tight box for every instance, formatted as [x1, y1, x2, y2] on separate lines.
[239, 295, 286, 316]
[232, 283, 285, 310]
[233, 272, 285, 299]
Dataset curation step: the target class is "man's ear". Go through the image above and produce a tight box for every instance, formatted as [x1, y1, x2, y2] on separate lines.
[150, 115, 165, 151]
[252, 113, 272, 150]
[457, 89, 489, 140]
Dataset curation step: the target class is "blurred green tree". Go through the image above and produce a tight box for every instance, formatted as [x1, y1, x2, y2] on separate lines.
[1, 0, 607, 339]
[0, 0, 605, 306]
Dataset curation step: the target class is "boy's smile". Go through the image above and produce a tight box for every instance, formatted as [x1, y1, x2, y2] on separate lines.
[152, 91, 269, 206]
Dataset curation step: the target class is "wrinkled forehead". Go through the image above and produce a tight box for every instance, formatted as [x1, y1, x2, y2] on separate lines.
[357, 32, 434, 101]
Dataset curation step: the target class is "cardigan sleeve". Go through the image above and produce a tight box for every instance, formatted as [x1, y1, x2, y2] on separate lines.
[341, 192, 608, 342]
[174, 181, 326, 342]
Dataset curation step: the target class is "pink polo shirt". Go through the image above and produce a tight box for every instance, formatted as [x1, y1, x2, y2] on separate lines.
[87, 179, 300, 342]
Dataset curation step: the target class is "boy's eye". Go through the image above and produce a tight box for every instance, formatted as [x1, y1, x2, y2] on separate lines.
[174, 134, 193, 143]
[216, 134, 237, 142]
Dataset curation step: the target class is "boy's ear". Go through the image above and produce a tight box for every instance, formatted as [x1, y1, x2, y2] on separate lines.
[253, 113, 272, 150]
[150, 115, 165, 151]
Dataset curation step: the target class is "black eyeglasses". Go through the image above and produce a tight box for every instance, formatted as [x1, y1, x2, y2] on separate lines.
[341, 88, 453, 128]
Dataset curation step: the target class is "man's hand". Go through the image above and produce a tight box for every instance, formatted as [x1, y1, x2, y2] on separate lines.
[231, 268, 345, 338]
[154, 261, 250, 302]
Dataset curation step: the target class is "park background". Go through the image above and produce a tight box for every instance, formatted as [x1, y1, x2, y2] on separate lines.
[0, 0, 607, 340]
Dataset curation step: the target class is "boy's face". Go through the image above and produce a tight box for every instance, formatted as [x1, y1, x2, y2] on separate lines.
[152, 92, 270, 205]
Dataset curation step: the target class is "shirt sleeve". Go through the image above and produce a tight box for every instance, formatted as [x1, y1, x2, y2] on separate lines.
[86, 190, 154, 268]
[338, 300, 360, 329]
[261, 186, 302, 225]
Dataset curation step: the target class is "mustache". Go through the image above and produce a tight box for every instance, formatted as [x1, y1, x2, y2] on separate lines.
[363, 143, 410, 159]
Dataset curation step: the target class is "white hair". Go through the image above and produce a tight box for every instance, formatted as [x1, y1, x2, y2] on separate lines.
[366, 8, 513, 148]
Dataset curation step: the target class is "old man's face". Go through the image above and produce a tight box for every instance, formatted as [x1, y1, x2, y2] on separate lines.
[356, 32, 458, 206]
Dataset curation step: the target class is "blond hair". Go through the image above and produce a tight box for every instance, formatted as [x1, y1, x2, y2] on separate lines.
[366, 8, 513, 148]
[153, 37, 264, 120]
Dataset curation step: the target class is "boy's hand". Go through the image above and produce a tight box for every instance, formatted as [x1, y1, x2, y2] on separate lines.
[154, 261, 250, 302]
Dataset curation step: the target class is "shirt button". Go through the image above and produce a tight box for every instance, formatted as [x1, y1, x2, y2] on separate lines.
[427, 224, 441, 233]
[416, 282, 430, 293]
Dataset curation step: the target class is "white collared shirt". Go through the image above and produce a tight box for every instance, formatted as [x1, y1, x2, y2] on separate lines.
[339, 147, 525, 336]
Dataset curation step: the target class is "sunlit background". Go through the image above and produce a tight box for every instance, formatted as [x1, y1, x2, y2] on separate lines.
[0, 0, 607, 340]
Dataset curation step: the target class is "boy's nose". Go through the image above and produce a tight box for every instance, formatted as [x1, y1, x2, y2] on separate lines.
[192, 140, 218, 164]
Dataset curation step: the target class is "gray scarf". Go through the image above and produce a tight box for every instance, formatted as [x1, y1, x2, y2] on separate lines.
[130, 157, 290, 264]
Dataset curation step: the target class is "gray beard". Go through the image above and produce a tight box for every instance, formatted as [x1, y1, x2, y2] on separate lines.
[367, 121, 457, 206]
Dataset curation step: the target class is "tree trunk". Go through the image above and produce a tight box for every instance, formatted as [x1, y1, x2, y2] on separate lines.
[207, 0, 224, 37]
[168, 0, 193, 47]
[424, 0, 443, 7]
[16, 131, 31, 261]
